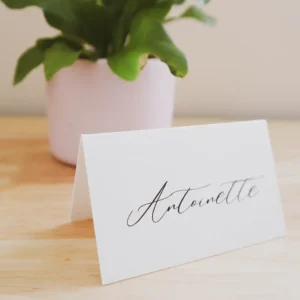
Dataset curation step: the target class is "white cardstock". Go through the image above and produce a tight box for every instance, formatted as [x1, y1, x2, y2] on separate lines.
[71, 120, 286, 285]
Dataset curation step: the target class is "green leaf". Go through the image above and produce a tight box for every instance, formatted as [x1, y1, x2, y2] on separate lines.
[43, 0, 114, 52]
[75, 1, 114, 49]
[13, 35, 85, 84]
[138, 1, 172, 21]
[44, 40, 82, 80]
[180, 5, 216, 25]
[2, 0, 115, 57]
[1, 0, 38, 9]
[99, 0, 126, 14]
[108, 15, 188, 81]
[0, 0, 60, 9]
[110, 0, 170, 55]
[42, 1, 78, 36]
[37, 35, 83, 53]
[110, 0, 142, 55]
[14, 45, 44, 85]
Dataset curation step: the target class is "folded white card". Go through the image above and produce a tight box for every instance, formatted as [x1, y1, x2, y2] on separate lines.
[71, 120, 285, 285]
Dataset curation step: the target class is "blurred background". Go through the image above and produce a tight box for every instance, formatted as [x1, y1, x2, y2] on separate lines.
[0, 0, 299, 118]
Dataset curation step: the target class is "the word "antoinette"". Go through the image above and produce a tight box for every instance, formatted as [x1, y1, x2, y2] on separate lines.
[127, 176, 263, 227]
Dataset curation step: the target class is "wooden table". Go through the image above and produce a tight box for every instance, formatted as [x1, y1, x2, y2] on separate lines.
[0, 117, 299, 299]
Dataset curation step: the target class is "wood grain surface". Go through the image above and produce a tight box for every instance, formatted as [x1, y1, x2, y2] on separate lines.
[0, 117, 299, 299]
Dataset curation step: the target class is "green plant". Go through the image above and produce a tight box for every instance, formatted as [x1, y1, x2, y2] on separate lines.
[1, 0, 215, 84]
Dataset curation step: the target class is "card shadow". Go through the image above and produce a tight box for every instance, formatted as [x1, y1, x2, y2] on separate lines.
[33, 220, 96, 239]
[1, 220, 104, 295]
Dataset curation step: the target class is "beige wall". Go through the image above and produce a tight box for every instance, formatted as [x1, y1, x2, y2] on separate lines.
[0, 0, 299, 117]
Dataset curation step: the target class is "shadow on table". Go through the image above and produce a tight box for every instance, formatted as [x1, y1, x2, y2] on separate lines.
[33, 220, 95, 239]
[1, 221, 104, 295]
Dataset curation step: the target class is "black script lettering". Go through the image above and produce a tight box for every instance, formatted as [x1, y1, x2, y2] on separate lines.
[127, 181, 168, 227]
[215, 191, 226, 204]
[248, 185, 259, 198]
[127, 176, 263, 227]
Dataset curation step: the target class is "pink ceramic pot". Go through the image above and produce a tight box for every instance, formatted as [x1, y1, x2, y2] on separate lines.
[47, 59, 176, 165]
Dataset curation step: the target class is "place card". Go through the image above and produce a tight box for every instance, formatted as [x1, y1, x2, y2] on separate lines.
[71, 120, 285, 285]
